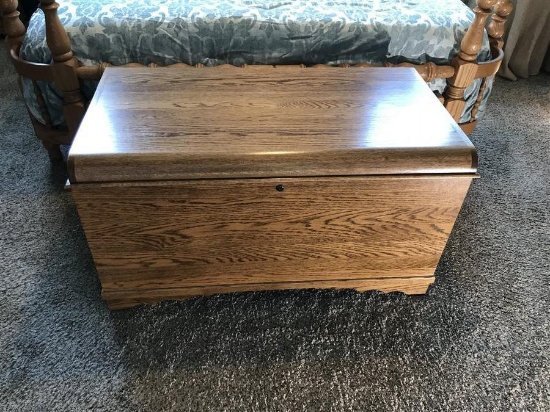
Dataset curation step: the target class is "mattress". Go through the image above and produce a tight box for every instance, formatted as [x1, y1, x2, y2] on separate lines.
[19, 0, 492, 126]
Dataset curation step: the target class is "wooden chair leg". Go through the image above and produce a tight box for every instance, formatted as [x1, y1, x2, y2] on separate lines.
[41, 140, 63, 161]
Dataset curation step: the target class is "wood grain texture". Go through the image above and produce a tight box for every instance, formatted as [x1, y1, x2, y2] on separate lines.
[103, 277, 435, 310]
[68, 67, 476, 183]
[71, 176, 473, 308]
[69, 67, 478, 308]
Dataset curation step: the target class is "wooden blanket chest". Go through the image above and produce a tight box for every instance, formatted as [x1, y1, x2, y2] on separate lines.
[68, 67, 477, 309]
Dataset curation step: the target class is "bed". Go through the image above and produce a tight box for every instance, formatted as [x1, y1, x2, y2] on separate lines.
[1, 0, 513, 161]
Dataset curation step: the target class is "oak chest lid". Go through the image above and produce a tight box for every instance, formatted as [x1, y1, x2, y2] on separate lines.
[68, 67, 477, 183]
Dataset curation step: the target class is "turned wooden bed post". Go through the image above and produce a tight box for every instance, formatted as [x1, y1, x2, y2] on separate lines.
[39, 0, 86, 159]
[0, 0, 26, 49]
[487, 0, 513, 52]
[465, 0, 513, 125]
[445, 0, 498, 122]
[1, 0, 69, 162]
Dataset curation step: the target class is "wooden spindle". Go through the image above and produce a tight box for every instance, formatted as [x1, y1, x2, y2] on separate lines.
[0, 0, 26, 48]
[470, 77, 488, 121]
[384, 62, 455, 82]
[39, 0, 73, 62]
[459, 0, 497, 62]
[445, 0, 497, 122]
[39, 0, 86, 157]
[487, 0, 513, 51]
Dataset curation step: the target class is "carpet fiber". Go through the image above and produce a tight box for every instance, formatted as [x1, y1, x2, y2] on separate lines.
[1, 41, 549, 411]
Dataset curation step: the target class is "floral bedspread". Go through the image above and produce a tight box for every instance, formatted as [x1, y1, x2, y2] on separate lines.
[20, 0, 491, 126]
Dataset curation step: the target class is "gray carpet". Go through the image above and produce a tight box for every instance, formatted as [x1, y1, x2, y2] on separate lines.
[1, 41, 549, 411]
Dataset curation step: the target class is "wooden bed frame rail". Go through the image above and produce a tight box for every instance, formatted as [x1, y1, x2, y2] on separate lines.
[1, 0, 513, 160]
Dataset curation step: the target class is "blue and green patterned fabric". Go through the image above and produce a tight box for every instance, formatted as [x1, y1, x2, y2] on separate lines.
[20, 0, 491, 126]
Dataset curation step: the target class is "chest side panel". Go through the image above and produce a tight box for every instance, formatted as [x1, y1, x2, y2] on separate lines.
[71, 175, 472, 307]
